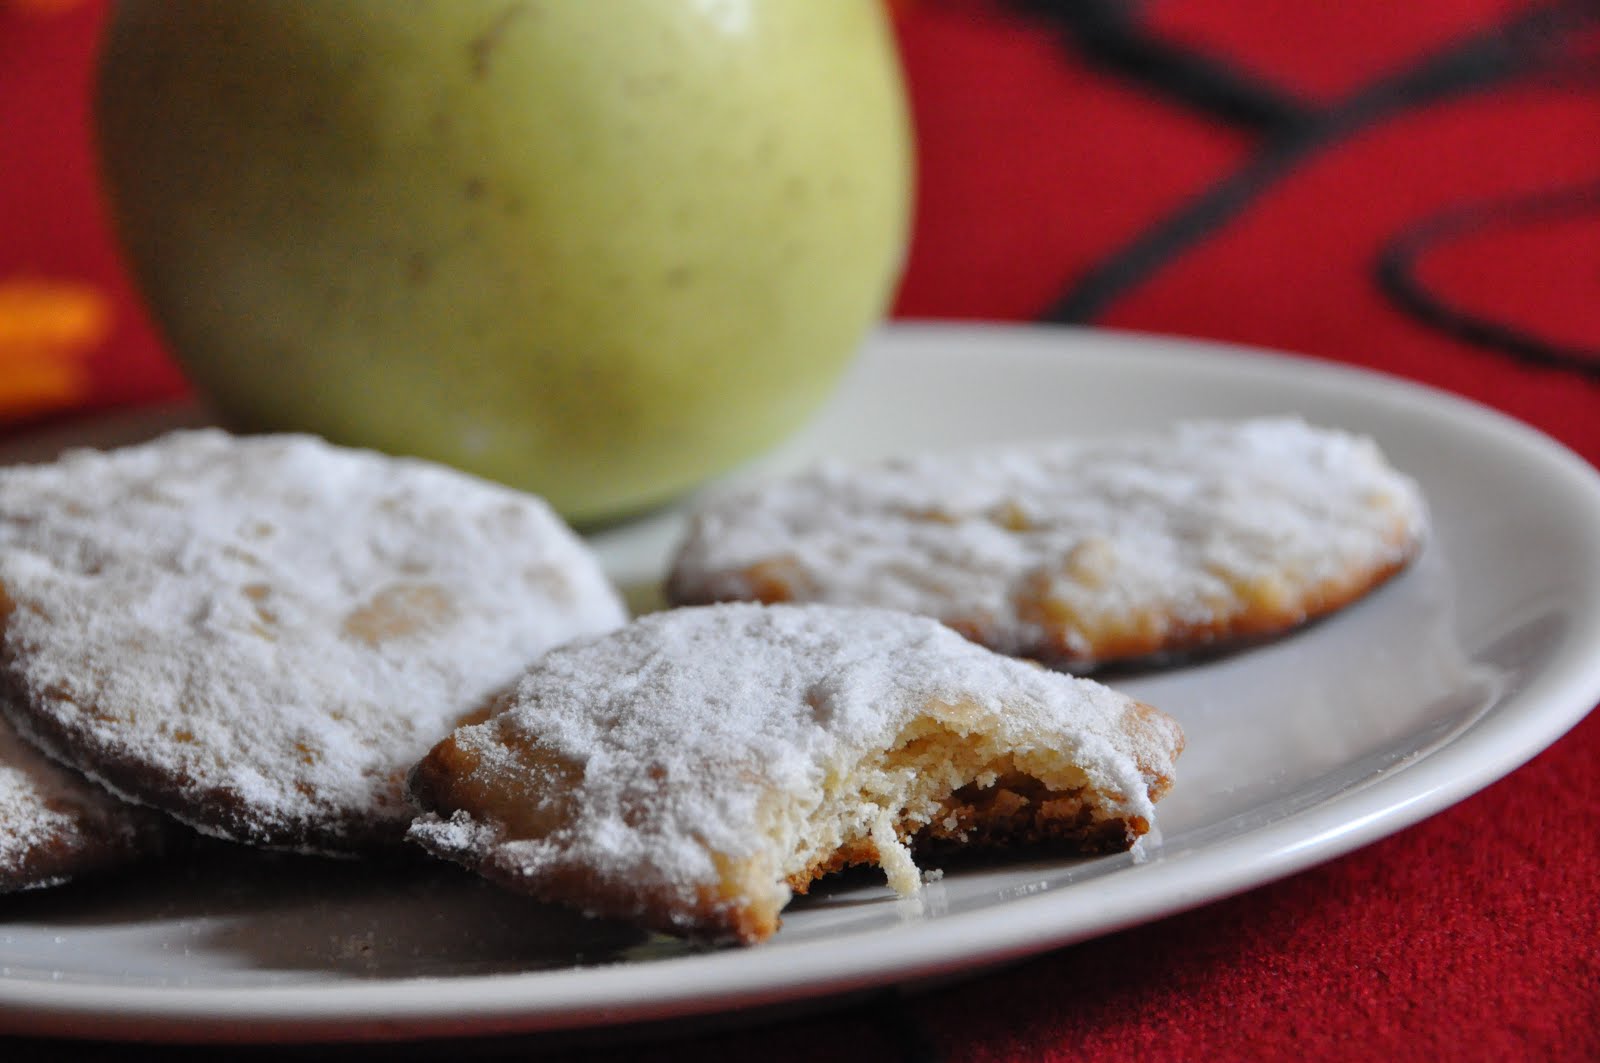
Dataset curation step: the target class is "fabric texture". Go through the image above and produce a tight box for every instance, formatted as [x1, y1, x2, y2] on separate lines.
[2, 1, 1597, 1059]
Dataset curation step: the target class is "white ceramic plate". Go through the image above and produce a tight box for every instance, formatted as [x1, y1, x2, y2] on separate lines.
[3, 323, 1600, 1043]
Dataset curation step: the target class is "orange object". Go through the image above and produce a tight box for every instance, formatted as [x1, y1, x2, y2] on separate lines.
[0, 277, 107, 420]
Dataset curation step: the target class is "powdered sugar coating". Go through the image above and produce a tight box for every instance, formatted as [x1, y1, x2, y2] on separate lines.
[669, 419, 1428, 669]
[0, 712, 170, 892]
[409, 603, 1181, 939]
[0, 430, 626, 853]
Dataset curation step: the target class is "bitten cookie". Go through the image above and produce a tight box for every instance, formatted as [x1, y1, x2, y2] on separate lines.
[408, 603, 1183, 944]
[0, 430, 626, 854]
[0, 713, 172, 893]
[668, 418, 1427, 672]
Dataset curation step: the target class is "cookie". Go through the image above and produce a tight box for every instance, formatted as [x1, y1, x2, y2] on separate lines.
[408, 603, 1183, 944]
[0, 713, 172, 892]
[0, 430, 626, 854]
[668, 418, 1427, 672]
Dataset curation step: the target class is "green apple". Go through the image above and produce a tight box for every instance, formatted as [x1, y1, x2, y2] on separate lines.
[96, 0, 910, 523]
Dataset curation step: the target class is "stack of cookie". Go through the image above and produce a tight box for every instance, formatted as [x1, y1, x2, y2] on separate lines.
[0, 419, 1425, 944]
[0, 431, 628, 873]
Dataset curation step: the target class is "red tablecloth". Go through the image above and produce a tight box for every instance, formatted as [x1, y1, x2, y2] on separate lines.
[3, 1, 1598, 1059]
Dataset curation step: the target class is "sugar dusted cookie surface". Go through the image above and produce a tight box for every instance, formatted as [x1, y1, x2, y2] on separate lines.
[0, 713, 171, 892]
[668, 419, 1428, 672]
[408, 603, 1183, 945]
[0, 430, 626, 853]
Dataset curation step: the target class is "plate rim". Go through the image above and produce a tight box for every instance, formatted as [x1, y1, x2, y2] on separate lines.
[4, 321, 1600, 1042]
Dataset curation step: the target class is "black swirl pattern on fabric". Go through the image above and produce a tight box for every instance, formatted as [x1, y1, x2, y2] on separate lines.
[1377, 181, 1600, 377]
[1014, 0, 1600, 380]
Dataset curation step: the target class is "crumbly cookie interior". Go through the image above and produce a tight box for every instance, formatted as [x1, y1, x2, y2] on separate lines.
[776, 705, 1145, 899]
